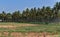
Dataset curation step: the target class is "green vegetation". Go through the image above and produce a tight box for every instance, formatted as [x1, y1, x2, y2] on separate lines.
[0, 22, 59, 37]
[0, 2, 60, 23]
[0, 1, 60, 37]
[0, 22, 59, 33]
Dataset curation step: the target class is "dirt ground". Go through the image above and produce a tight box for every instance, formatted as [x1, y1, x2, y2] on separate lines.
[0, 32, 59, 37]
[0, 23, 59, 37]
[10, 32, 59, 37]
[0, 24, 39, 28]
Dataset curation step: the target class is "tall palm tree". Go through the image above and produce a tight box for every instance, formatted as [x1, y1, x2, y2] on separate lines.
[1, 11, 6, 22]
[6, 13, 12, 22]
[12, 10, 21, 22]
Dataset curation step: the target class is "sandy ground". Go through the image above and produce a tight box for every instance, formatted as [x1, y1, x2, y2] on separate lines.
[0, 24, 38, 27]
[0, 32, 59, 37]
[0, 23, 59, 37]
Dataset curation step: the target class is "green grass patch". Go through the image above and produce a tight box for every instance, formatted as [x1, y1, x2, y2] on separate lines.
[0, 22, 59, 33]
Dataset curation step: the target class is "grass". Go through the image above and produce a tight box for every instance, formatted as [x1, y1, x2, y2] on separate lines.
[0, 22, 59, 33]
[0, 22, 60, 37]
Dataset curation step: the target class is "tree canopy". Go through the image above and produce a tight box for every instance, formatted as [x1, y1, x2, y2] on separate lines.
[0, 2, 60, 23]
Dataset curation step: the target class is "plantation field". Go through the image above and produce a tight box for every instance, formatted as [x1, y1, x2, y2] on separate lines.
[0, 22, 60, 37]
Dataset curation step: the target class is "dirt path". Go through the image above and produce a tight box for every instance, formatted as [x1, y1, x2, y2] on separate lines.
[0, 32, 59, 37]
[0, 24, 39, 29]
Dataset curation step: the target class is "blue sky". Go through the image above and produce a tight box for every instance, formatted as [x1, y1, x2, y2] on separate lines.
[0, 0, 60, 13]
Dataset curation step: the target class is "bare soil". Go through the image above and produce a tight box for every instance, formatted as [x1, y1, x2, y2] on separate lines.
[0, 23, 59, 37]
[0, 24, 38, 28]
[0, 32, 59, 37]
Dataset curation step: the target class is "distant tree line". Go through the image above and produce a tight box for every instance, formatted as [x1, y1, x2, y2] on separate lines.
[0, 2, 60, 23]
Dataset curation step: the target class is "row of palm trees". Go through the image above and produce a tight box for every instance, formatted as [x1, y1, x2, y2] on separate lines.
[0, 2, 60, 23]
